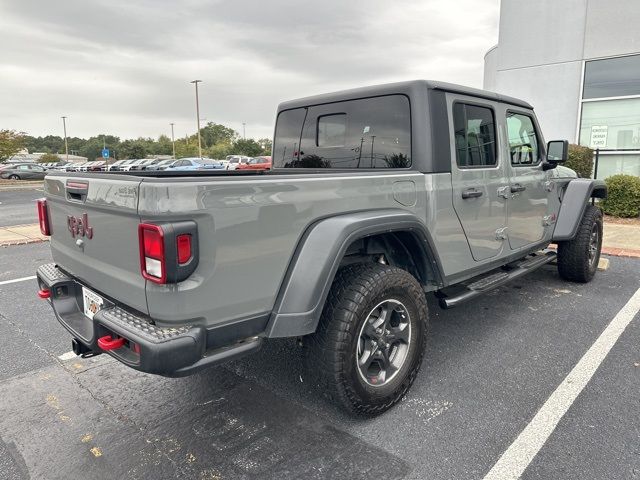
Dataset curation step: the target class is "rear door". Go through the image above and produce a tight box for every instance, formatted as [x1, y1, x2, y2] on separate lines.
[504, 109, 548, 250]
[448, 94, 508, 261]
[45, 174, 147, 314]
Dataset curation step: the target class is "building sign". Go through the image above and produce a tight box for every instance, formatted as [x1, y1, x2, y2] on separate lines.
[590, 125, 608, 148]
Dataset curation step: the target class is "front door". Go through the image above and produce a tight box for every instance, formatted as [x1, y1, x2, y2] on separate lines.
[449, 96, 508, 262]
[504, 110, 548, 250]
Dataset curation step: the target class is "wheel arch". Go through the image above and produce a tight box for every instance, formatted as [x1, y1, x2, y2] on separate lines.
[553, 178, 607, 242]
[265, 209, 443, 338]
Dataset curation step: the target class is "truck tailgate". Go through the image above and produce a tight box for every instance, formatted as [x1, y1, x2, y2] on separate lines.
[44, 174, 147, 314]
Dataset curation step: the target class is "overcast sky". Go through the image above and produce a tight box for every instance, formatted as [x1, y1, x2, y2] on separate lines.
[0, 0, 499, 141]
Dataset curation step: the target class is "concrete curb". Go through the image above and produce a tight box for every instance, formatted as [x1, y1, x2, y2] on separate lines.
[0, 238, 48, 247]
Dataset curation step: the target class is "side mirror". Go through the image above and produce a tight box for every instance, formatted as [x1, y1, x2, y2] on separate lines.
[547, 140, 568, 162]
[543, 140, 568, 170]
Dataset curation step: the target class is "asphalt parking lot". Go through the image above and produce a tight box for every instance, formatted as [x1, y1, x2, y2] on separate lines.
[0, 188, 41, 227]
[0, 190, 639, 479]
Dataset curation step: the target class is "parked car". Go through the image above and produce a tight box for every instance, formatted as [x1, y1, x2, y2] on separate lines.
[118, 160, 140, 172]
[0, 163, 47, 180]
[87, 161, 106, 172]
[35, 80, 607, 416]
[61, 162, 82, 172]
[126, 159, 150, 171]
[225, 155, 251, 170]
[107, 160, 128, 171]
[236, 156, 272, 171]
[164, 158, 224, 171]
[144, 159, 175, 171]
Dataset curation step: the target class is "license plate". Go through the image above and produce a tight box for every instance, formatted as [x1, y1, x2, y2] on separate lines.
[82, 286, 103, 320]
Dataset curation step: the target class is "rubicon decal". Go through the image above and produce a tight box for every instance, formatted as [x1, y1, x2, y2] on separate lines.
[67, 213, 94, 239]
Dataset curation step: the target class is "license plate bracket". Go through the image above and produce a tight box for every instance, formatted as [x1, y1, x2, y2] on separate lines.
[82, 286, 103, 320]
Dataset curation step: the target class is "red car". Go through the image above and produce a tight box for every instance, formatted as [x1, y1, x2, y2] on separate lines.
[236, 156, 271, 171]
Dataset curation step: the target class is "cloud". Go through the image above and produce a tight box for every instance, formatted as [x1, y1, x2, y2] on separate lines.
[0, 0, 498, 140]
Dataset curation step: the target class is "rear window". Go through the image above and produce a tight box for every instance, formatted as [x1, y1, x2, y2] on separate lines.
[273, 94, 411, 169]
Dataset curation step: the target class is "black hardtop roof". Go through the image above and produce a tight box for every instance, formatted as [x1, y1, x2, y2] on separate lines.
[277, 79, 533, 111]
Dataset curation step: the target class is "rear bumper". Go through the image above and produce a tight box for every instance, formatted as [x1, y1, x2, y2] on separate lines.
[36, 263, 262, 377]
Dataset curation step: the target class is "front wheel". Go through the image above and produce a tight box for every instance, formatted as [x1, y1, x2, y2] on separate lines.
[8, 174, 20, 180]
[557, 204, 603, 283]
[305, 264, 428, 416]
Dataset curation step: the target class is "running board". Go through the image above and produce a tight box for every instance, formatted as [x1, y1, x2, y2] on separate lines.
[438, 251, 557, 309]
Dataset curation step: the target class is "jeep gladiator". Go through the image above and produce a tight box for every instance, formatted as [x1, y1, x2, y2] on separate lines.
[36, 80, 606, 415]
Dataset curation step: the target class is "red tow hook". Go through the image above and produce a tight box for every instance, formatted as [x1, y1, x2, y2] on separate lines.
[37, 288, 51, 299]
[97, 335, 126, 351]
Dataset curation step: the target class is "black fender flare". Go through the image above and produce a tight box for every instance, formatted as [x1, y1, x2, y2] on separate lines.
[552, 178, 607, 242]
[265, 209, 443, 338]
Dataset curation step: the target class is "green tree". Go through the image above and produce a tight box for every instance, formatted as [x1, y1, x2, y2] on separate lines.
[232, 138, 262, 157]
[206, 141, 233, 159]
[257, 138, 272, 155]
[200, 123, 237, 148]
[80, 135, 121, 160]
[119, 139, 148, 159]
[38, 153, 61, 163]
[175, 140, 199, 158]
[0, 130, 26, 161]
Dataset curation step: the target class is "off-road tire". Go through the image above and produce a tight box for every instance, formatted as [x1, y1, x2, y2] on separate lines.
[305, 263, 428, 416]
[557, 204, 603, 283]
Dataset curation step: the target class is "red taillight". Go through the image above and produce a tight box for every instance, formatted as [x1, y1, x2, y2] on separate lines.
[36, 199, 50, 235]
[139, 224, 166, 283]
[177, 234, 192, 264]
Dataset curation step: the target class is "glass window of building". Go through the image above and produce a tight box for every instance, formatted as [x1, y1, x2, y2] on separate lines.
[579, 54, 640, 179]
[583, 54, 640, 99]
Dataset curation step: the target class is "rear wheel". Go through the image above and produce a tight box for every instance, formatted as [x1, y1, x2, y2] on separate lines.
[557, 205, 603, 283]
[305, 263, 428, 416]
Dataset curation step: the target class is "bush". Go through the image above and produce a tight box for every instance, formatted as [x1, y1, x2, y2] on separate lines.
[565, 144, 593, 178]
[599, 174, 640, 218]
[38, 152, 61, 163]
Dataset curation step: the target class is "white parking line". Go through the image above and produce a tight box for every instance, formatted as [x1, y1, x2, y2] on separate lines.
[484, 287, 640, 480]
[0, 275, 37, 286]
[57, 351, 77, 361]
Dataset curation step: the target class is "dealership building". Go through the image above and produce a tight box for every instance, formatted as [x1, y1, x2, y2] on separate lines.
[484, 0, 640, 178]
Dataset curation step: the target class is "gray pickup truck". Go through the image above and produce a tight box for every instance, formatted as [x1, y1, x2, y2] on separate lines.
[36, 80, 606, 415]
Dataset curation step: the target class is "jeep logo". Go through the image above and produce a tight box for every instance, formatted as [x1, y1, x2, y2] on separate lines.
[67, 213, 94, 239]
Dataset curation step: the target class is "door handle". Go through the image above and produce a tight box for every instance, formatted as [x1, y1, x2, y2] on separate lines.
[462, 188, 483, 199]
[511, 184, 526, 193]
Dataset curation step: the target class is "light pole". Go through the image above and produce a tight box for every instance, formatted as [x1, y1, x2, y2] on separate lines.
[190, 80, 203, 159]
[242, 122, 246, 140]
[170, 123, 176, 159]
[61, 116, 69, 162]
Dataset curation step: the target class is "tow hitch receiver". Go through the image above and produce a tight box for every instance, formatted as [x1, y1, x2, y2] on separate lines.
[97, 335, 125, 351]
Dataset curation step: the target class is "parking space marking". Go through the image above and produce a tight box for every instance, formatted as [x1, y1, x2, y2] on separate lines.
[484, 287, 640, 480]
[57, 351, 77, 361]
[0, 275, 36, 286]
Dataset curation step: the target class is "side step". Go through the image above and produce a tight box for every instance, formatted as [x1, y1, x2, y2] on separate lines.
[438, 251, 557, 309]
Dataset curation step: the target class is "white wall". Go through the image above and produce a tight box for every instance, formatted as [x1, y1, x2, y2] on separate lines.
[584, 0, 640, 59]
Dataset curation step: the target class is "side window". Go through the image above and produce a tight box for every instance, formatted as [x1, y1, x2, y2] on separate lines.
[272, 108, 307, 168]
[453, 103, 498, 168]
[506, 112, 540, 165]
[317, 114, 346, 147]
[18, 165, 29, 170]
[275, 95, 411, 169]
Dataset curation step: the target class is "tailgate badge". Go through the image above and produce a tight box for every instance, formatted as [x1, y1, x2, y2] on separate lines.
[67, 213, 94, 239]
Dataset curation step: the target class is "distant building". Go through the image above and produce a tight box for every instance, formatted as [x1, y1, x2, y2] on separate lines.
[484, 0, 640, 178]
[7, 152, 87, 164]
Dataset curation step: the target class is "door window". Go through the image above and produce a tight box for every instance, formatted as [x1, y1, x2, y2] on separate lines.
[506, 113, 540, 166]
[453, 103, 498, 168]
